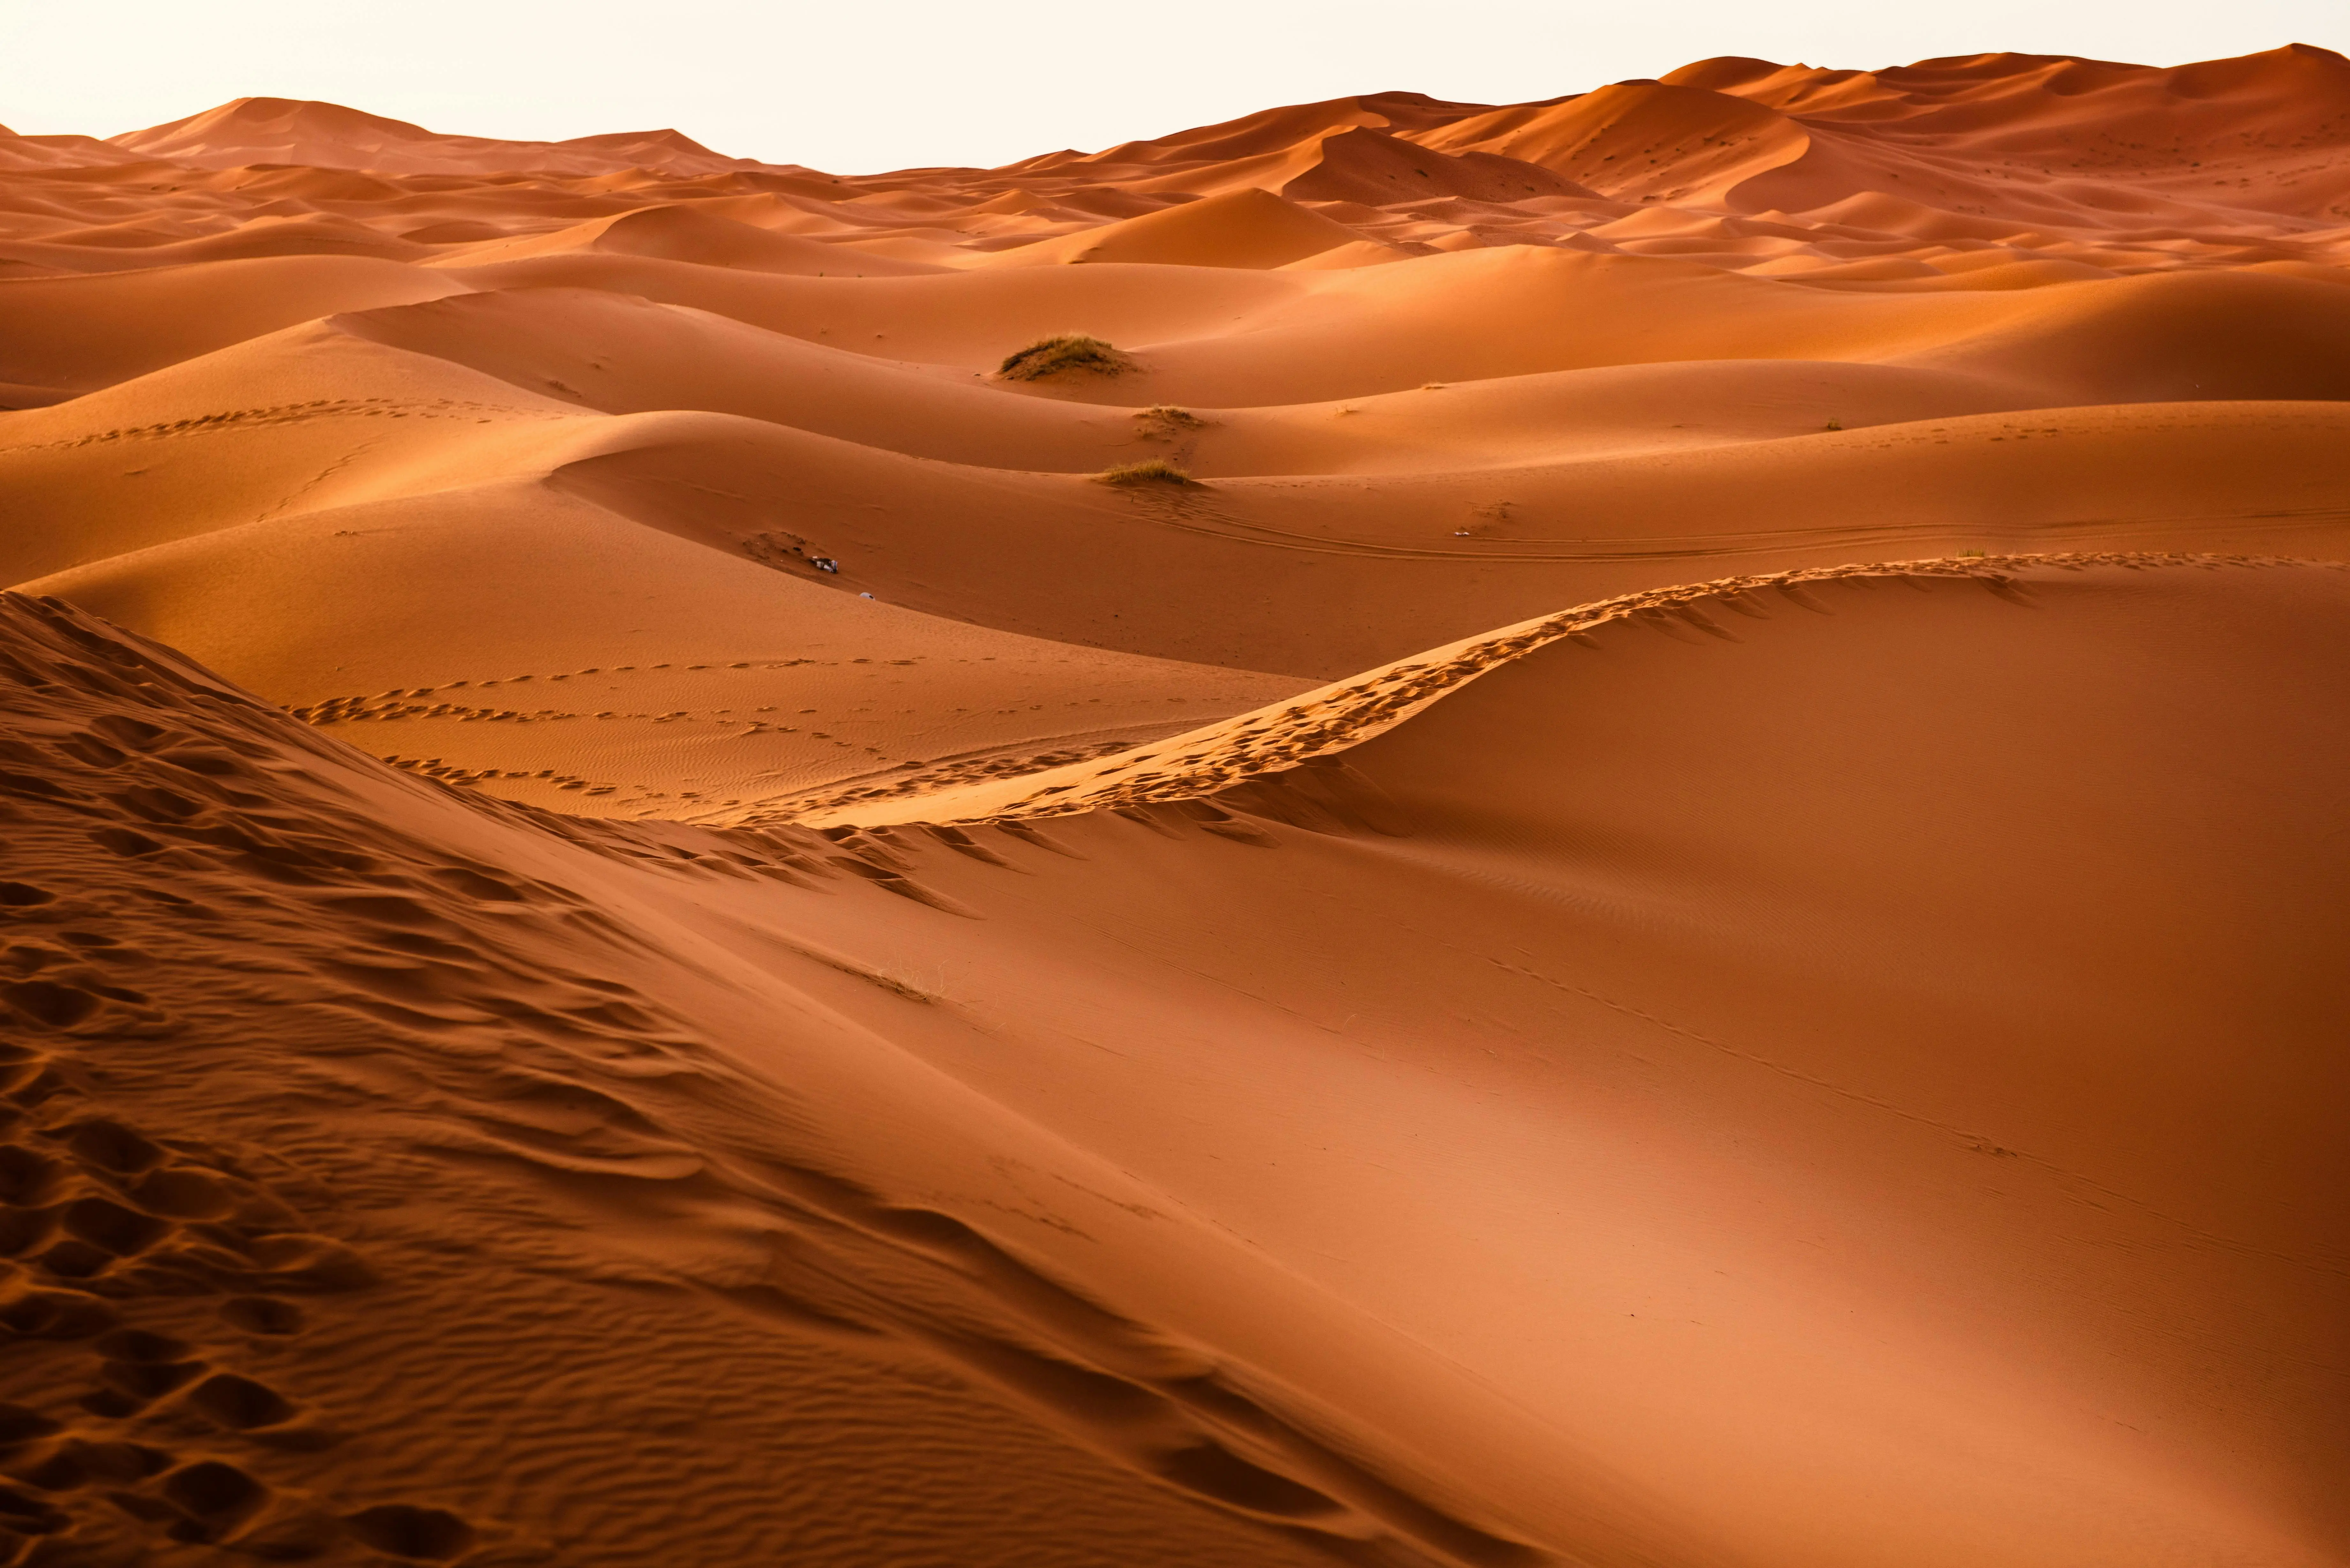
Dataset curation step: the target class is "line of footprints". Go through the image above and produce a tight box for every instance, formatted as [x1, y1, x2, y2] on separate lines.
[1, 1037, 520, 1564]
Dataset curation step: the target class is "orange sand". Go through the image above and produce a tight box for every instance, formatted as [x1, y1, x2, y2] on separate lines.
[2, 48, 2346, 1568]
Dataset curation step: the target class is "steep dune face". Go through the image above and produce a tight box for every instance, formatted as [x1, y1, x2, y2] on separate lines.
[1691, 45, 2350, 206]
[1415, 81, 1811, 204]
[1274, 126, 1599, 208]
[787, 557, 2350, 1568]
[1694, 46, 2350, 230]
[4, 49, 2347, 1568]
[977, 187, 1369, 269]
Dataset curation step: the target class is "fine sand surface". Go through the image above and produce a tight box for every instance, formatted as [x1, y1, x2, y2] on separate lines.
[3, 48, 2346, 1568]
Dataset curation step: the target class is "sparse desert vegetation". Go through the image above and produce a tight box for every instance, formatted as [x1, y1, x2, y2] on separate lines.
[998, 334, 1133, 380]
[1134, 403, 1207, 435]
[1094, 457, 1199, 486]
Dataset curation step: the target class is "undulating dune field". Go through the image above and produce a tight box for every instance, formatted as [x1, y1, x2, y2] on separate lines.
[2, 45, 2346, 1568]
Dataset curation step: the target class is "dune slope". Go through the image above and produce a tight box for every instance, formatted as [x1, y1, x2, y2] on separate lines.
[6, 557, 2344, 1567]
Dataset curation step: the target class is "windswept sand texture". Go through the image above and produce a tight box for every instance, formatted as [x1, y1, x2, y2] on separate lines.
[2, 48, 2347, 1568]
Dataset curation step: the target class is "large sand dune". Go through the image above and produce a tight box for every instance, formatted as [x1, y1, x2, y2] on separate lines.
[2, 47, 2345, 1567]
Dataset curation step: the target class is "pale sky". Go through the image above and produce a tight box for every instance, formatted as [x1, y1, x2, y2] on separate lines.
[2, 0, 2341, 174]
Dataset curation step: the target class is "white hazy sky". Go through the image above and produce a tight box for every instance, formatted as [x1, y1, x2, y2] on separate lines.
[2, 1, 2341, 173]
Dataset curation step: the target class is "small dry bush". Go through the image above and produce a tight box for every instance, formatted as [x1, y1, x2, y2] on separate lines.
[1095, 458, 1199, 487]
[999, 334, 1133, 380]
[1134, 404, 1205, 433]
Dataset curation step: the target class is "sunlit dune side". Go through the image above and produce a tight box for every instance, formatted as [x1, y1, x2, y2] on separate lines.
[2, 43, 2346, 1568]
[7, 46, 2350, 285]
[769, 551, 2287, 824]
[3, 559, 2343, 1566]
[975, 187, 1376, 269]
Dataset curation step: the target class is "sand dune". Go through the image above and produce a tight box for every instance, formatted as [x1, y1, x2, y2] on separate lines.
[979, 188, 1372, 270]
[431, 204, 948, 275]
[1417, 80, 1811, 204]
[110, 97, 765, 180]
[0, 257, 466, 403]
[3, 46, 2345, 1568]
[788, 557, 2350, 1567]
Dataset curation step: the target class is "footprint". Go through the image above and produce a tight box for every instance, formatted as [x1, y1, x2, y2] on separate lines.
[234, 1231, 379, 1292]
[342, 1503, 475, 1560]
[217, 1297, 305, 1336]
[184, 1373, 294, 1431]
[13, 1435, 169, 1491]
[128, 1165, 236, 1219]
[89, 1354, 204, 1413]
[429, 867, 526, 902]
[0, 1288, 118, 1340]
[0, 981, 99, 1030]
[87, 826, 164, 858]
[87, 715, 166, 750]
[32, 1237, 117, 1281]
[159, 1459, 269, 1543]
[0, 1405, 61, 1451]
[0, 1483, 68, 1546]
[64, 1119, 167, 1174]
[0, 1207, 54, 1261]
[60, 1196, 170, 1257]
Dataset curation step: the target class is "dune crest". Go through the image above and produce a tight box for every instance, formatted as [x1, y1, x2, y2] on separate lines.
[108, 96, 764, 179]
[978, 188, 1372, 270]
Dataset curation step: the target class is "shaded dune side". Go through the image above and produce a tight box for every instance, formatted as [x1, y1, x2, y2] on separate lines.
[1308, 556, 2350, 1562]
[978, 189, 1370, 270]
[746, 555, 2349, 1567]
[1414, 81, 1810, 204]
[0, 257, 469, 403]
[0, 592, 1587, 1568]
[429, 204, 949, 275]
[779, 551, 2258, 826]
[12, 48, 2350, 290]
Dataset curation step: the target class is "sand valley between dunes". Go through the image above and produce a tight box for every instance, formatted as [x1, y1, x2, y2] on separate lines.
[2, 45, 2347, 1568]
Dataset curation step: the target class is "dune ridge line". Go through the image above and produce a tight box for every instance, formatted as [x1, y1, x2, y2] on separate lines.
[775, 550, 2325, 828]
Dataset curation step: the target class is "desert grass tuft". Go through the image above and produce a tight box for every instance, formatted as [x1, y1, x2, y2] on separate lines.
[1134, 404, 1205, 432]
[1095, 458, 1200, 487]
[998, 334, 1133, 380]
